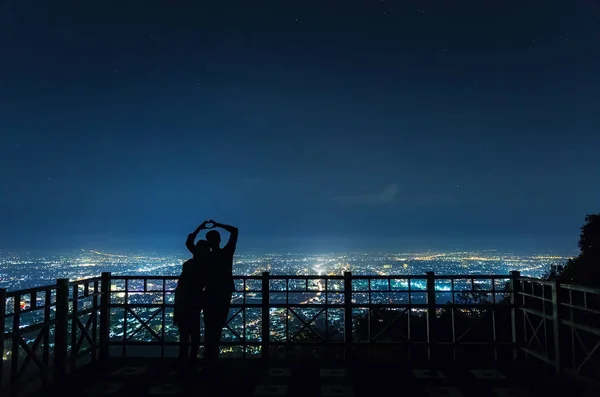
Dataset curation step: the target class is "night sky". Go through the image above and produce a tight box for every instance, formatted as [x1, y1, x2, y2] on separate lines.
[2, 1, 599, 253]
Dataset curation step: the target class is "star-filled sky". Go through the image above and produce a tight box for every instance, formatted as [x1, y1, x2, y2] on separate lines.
[1, 1, 599, 253]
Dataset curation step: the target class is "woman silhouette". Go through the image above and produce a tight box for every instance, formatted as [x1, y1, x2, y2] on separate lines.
[174, 238, 211, 363]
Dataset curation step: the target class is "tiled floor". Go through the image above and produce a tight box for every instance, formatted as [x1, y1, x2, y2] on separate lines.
[48, 358, 587, 397]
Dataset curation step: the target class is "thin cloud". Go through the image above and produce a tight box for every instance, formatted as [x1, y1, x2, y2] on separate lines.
[332, 183, 399, 204]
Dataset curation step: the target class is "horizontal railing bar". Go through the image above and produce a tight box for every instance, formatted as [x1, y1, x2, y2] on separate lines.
[352, 289, 508, 293]
[108, 274, 513, 281]
[106, 341, 263, 346]
[561, 319, 600, 337]
[4, 302, 58, 316]
[559, 302, 600, 315]
[4, 318, 58, 338]
[5, 285, 58, 297]
[2, 274, 529, 296]
[108, 289, 510, 292]
[69, 292, 104, 299]
[519, 307, 553, 320]
[351, 303, 512, 309]
[268, 341, 344, 345]
[69, 277, 102, 285]
[110, 290, 177, 293]
[103, 303, 513, 310]
[518, 277, 553, 286]
[106, 289, 509, 294]
[560, 283, 600, 294]
[517, 291, 553, 302]
[104, 341, 513, 347]
[268, 275, 346, 280]
[350, 289, 503, 293]
[431, 275, 512, 280]
[105, 342, 510, 347]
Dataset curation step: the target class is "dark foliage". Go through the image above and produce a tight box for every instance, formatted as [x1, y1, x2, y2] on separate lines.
[545, 214, 600, 287]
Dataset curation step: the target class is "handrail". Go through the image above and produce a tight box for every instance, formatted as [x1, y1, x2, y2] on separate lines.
[2, 270, 599, 395]
[560, 283, 600, 294]
[517, 276, 554, 286]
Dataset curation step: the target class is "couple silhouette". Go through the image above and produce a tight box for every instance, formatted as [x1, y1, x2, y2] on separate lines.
[173, 220, 238, 368]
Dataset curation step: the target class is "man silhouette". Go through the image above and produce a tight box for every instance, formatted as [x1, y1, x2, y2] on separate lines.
[201, 219, 238, 364]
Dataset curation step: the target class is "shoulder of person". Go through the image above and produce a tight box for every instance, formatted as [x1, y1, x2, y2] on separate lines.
[182, 258, 196, 269]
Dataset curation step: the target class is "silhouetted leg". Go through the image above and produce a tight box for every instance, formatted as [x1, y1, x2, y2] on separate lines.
[178, 329, 189, 361]
[185, 308, 201, 362]
[203, 302, 219, 363]
[203, 291, 232, 363]
[190, 332, 200, 359]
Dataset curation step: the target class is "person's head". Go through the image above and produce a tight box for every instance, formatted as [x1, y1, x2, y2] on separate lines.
[194, 239, 210, 256]
[205, 230, 221, 249]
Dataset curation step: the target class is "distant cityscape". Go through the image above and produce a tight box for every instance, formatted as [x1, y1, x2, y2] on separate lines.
[0, 248, 568, 292]
[1, 248, 570, 360]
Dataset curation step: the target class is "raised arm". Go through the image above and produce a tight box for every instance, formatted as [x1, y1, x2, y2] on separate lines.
[185, 221, 209, 254]
[210, 220, 238, 250]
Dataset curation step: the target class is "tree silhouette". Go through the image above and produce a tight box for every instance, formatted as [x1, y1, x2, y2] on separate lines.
[454, 285, 490, 305]
[548, 214, 600, 287]
[542, 262, 567, 279]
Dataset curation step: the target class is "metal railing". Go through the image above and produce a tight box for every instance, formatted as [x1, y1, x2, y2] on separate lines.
[0, 277, 106, 396]
[2, 271, 599, 394]
[104, 272, 515, 361]
[515, 277, 600, 385]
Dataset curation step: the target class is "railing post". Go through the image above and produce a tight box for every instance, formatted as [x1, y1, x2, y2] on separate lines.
[99, 272, 111, 361]
[551, 278, 563, 374]
[70, 283, 77, 372]
[11, 294, 19, 387]
[510, 271, 521, 360]
[426, 271, 436, 361]
[54, 279, 69, 381]
[343, 272, 353, 359]
[0, 288, 6, 390]
[261, 272, 270, 360]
